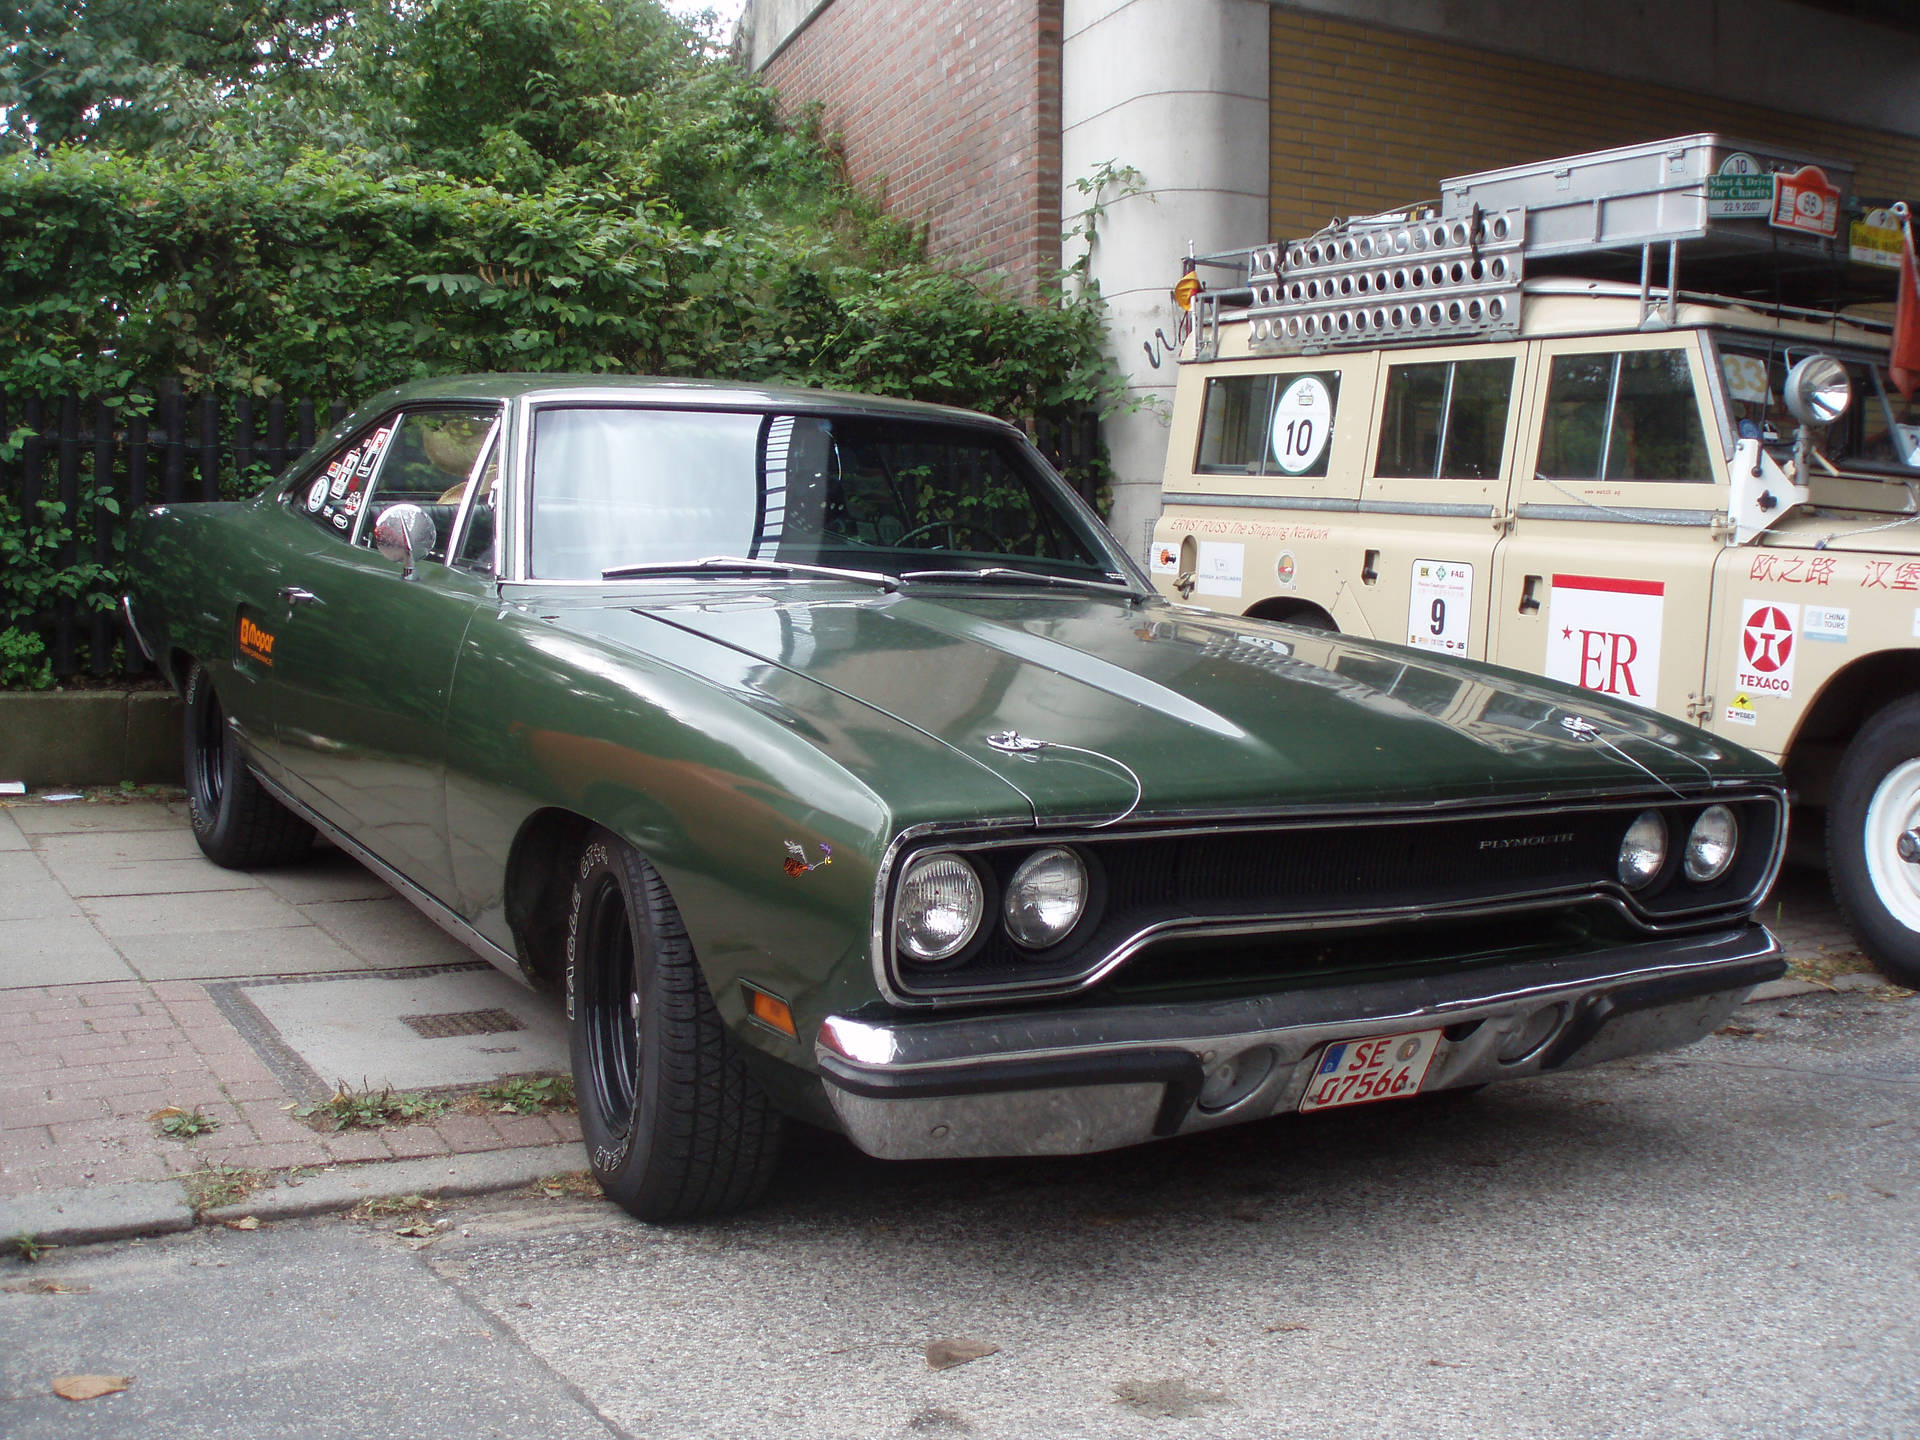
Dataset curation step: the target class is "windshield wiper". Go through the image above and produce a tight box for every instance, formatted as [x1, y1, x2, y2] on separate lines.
[600, 556, 898, 590]
[898, 566, 1137, 595]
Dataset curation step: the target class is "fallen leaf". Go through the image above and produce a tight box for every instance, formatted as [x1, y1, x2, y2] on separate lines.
[3, 1279, 91, 1295]
[147, 1106, 188, 1122]
[926, 1338, 999, 1371]
[53, 1375, 130, 1401]
[1263, 1322, 1309, 1333]
[394, 1222, 437, 1238]
[224, 1216, 260, 1231]
[1427, 1359, 1463, 1369]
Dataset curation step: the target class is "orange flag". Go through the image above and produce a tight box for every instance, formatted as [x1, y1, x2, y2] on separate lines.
[1893, 203, 1919, 399]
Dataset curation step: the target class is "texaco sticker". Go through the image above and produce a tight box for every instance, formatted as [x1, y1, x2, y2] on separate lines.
[1736, 598, 1798, 697]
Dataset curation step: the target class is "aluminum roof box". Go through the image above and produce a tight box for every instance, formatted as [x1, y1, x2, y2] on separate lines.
[1439, 134, 1856, 267]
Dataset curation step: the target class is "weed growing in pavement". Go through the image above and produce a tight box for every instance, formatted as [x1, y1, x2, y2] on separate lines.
[471, 1074, 576, 1115]
[6, 1232, 54, 1263]
[184, 1164, 271, 1214]
[297, 1083, 451, 1131]
[149, 1105, 220, 1139]
[348, 1193, 439, 1221]
[532, 1171, 604, 1201]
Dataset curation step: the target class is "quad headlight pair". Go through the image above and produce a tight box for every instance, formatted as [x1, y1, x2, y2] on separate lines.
[1617, 805, 1738, 890]
[894, 847, 1088, 964]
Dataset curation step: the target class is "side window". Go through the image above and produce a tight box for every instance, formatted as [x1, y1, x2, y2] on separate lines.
[1539, 350, 1712, 482]
[357, 408, 501, 564]
[287, 421, 396, 541]
[1195, 372, 1340, 478]
[1374, 358, 1514, 479]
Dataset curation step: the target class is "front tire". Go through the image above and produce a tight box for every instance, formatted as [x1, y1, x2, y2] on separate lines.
[1828, 696, 1920, 987]
[182, 661, 313, 869]
[567, 830, 784, 1221]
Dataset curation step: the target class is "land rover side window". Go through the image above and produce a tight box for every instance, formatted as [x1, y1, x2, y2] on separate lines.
[1539, 350, 1712, 482]
[356, 408, 501, 561]
[288, 420, 396, 541]
[1374, 358, 1514, 479]
[1195, 372, 1340, 478]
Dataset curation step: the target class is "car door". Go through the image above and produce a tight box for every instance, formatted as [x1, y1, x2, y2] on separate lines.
[1490, 334, 1728, 722]
[267, 404, 503, 898]
[1353, 342, 1529, 661]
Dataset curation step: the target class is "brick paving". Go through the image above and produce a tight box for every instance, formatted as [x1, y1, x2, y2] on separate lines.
[0, 795, 579, 1206]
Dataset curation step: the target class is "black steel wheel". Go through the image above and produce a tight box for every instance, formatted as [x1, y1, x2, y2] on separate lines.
[567, 829, 784, 1221]
[181, 661, 313, 869]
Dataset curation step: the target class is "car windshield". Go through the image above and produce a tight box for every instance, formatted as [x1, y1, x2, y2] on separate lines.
[1716, 334, 1920, 476]
[528, 407, 1128, 584]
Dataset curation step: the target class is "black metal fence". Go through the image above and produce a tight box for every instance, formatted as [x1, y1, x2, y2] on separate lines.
[2, 387, 1105, 682]
[1, 387, 349, 678]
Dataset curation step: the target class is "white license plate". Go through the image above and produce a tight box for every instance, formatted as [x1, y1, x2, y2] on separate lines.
[1299, 1028, 1443, 1113]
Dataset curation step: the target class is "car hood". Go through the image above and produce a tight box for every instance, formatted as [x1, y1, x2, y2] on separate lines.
[558, 589, 1769, 822]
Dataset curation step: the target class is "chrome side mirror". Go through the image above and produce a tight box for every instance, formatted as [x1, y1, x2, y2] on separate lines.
[372, 503, 437, 580]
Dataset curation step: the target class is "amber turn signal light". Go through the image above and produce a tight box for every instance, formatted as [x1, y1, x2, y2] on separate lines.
[744, 984, 797, 1038]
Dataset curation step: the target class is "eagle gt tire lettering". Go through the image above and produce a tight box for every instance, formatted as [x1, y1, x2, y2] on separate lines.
[566, 828, 784, 1220]
[182, 660, 313, 869]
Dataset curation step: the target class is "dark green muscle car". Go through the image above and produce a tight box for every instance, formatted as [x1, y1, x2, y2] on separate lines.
[122, 376, 1787, 1221]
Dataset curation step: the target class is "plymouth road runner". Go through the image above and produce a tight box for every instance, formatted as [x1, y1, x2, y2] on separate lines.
[123, 376, 1786, 1220]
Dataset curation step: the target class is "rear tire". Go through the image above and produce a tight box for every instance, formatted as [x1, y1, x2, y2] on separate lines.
[1827, 696, 1920, 987]
[567, 829, 784, 1221]
[182, 661, 313, 869]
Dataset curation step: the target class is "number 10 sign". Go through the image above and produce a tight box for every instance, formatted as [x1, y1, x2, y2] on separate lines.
[1270, 375, 1334, 475]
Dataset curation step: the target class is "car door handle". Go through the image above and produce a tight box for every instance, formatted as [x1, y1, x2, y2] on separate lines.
[1519, 575, 1543, 615]
[277, 586, 324, 608]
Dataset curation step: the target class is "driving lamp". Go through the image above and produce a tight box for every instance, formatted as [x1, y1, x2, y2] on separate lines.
[1002, 847, 1088, 949]
[895, 853, 984, 963]
[1683, 805, 1738, 883]
[1618, 810, 1667, 889]
[1783, 354, 1852, 426]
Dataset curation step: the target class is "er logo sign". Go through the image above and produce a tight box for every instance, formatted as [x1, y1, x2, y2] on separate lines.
[1544, 574, 1666, 709]
[1736, 598, 1798, 696]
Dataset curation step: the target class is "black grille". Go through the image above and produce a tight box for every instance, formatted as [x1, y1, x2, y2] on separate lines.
[890, 792, 1780, 999]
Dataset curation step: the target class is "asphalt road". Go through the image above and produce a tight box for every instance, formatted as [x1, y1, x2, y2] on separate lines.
[4, 988, 1915, 1440]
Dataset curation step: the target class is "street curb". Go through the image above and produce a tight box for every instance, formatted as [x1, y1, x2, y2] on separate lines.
[202, 1142, 584, 1226]
[2, 1142, 585, 1249]
[0, 1179, 195, 1248]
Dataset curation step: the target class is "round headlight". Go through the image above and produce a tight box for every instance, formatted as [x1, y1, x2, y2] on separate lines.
[1684, 805, 1738, 883]
[1618, 810, 1667, 890]
[1783, 353, 1852, 426]
[1003, 847, 1088, 950]
[894, 853, 984, 964]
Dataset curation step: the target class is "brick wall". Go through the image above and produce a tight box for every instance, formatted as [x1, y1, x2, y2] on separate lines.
[761, 0, 1062, 295]
[1269, 9, 1920, 244]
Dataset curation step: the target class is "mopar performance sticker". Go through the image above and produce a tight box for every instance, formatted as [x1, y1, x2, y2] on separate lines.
[1736, 598, 1798, 697]
[1406, 560, 1472, 654]
[238, 614, 276, 668]
[1544, 574, 1665, 709]
[1802, 605, 1848, 643]
[1194, 541, 1244, 598]
[1724, 692, 1758, 727]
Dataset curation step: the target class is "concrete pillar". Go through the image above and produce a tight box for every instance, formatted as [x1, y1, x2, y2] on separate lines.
[1062, 0, 1269, 562]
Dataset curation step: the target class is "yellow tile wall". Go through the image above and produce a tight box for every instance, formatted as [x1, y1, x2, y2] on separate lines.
[1269, 9, 1920, 244]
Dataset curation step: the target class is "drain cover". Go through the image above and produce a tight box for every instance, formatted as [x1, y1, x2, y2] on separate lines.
[399, 1008, 527, 1040]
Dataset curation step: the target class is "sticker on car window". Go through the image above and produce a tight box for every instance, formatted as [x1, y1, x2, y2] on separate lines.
[305, 477, 328, 513]
[1406, 560, 1472, 653]
[1270, 377, 1333, 475]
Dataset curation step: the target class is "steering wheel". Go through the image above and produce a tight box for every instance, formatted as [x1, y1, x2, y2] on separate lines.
[894, 519, 1005, 551]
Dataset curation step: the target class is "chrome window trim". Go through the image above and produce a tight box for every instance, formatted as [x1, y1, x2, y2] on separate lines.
[1163, 493, 1503, 519]
[868, 788, 1786, 1008]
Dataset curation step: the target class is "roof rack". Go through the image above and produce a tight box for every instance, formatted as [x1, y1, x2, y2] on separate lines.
[1189, 134, 1902, 362]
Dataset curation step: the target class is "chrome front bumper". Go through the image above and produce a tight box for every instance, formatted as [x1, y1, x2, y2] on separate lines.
[816, 925, 1782, 1160]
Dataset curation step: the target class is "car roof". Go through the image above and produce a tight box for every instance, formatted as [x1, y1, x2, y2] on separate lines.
[348, 374, 1022, 433]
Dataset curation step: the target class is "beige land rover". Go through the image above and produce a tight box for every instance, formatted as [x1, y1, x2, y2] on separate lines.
[1151, 136, 1920, 984]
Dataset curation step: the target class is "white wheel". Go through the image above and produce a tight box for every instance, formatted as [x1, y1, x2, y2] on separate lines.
[1829, 698, 1920, 987]
[1860, 758, 1920, 933]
